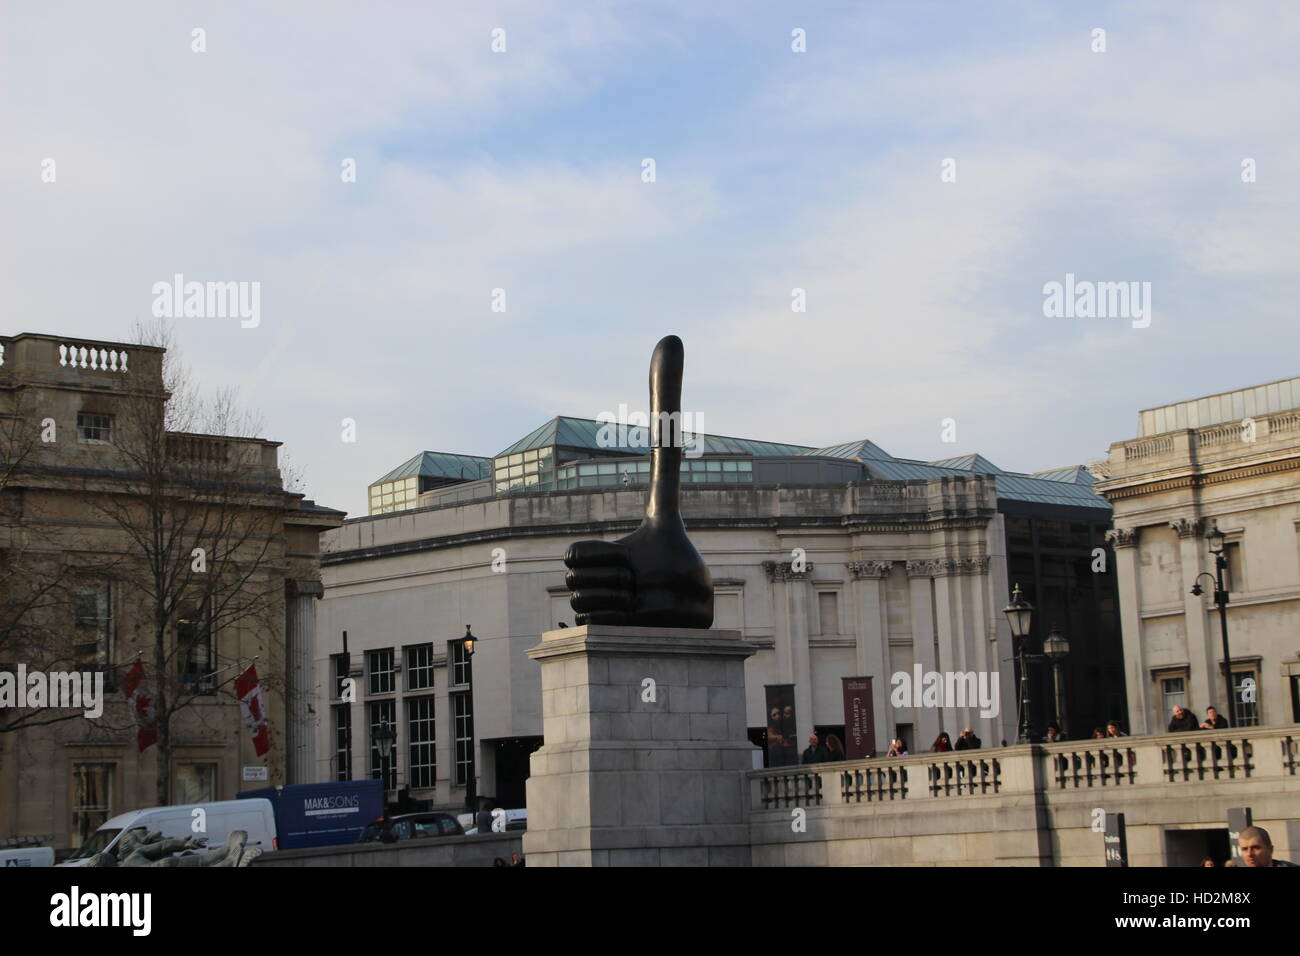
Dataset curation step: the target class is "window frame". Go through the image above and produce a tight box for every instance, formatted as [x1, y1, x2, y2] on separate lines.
[367, 648, 395, 696]
[76, 411, 113, 444]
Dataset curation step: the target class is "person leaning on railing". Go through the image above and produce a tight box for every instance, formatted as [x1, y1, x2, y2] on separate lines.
[885, 739, 908, 757]
[1168, 705, 1199, 732]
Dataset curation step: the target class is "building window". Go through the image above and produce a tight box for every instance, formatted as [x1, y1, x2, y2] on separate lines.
[407, 696, 436, 789]
[331, 652, 351, 700]
[1231, 669, 1260, 727]
[405, 643, 434, 691]
[453, 692, 473, 786]
[174, 763, 216, 804]
[177, 604, 214, 694]
[1222, 542, 1244, 593]
[1160, 675, 1188, 715]
[76, 412, 112, 444]
[449, 639, 472, 687]
[333, 704, 352, 781]
[369, 700, 397, 791]
[367, 648, 394, 695]
[72, 764, 114, 849]
[817, 591, 839, 636]
[71, 578, 112, 684]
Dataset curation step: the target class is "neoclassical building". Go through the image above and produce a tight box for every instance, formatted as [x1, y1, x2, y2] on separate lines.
[1094, 376, 1300, 735]
[318, 418, 1119, 811]
[0, 333, 341, 851]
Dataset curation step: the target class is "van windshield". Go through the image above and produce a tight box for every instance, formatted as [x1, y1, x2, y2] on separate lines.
[68, 828, 121, 859]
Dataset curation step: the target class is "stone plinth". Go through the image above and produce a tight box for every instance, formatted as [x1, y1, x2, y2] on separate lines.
[522, 625, 757, 866]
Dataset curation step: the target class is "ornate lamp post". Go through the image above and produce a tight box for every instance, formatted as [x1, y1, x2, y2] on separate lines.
[1042, 624, 1070, 738]
[1002, 584, 1036, 744]
[373, 720, 395, 810]
[461, 625, 478, 810]
[1191, 521, 1235, 726]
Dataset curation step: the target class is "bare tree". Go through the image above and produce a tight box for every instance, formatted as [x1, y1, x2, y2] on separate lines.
[83, 320, 292, 804]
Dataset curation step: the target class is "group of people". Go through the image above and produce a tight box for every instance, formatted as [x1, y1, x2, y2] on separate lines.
[1168, 704, 1228, 732]
[879, 728, 982, 756]
[794, 702, 1234, 764]
[800, 732, 847, 763]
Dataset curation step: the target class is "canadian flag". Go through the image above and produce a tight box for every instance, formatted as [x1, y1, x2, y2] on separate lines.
[234, 664, 270, 757]
[120, 660, 158, 752]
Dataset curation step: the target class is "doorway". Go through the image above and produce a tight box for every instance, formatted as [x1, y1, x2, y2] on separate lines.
[490, 736, 543, 809]
[1165, 828, 1230, 867]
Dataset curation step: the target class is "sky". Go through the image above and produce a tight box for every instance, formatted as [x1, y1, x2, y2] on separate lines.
[4, 1, 1298, 517]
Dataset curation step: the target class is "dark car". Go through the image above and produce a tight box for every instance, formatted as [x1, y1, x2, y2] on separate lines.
[356, 812, 465, 844]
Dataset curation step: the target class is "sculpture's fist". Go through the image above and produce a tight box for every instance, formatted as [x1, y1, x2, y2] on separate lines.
[563, 335, 714, 629]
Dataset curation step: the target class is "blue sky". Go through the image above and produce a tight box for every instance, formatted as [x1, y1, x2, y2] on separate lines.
[4, 1, 1297, 516]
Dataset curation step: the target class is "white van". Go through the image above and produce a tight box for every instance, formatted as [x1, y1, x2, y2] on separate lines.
[0, 846, 56, 867]
[57, 798, 276, 867]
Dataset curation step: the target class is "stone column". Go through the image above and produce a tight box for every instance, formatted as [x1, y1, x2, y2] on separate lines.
[764, 560, 814, 747]
[932, 561, 960, 734]
[523, 625, 757, 867]
[1106, 528, 1147, 733]
[1172, 518, 1218, 716]
[285, 581, 322, 785]
[848, 560, 891, 752]
[906, 561, 940, 746]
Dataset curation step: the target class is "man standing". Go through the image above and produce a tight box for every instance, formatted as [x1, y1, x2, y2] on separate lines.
[801, 732, 829, 764]
[954, 727, 982, 750]
[1238, 826, 1299, 866]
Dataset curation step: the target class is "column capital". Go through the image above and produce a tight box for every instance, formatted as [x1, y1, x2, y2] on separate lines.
[1105, 527, 1138, 549]
[762, 560, 814, 582]
[905, 558, 956, 578]
[847, 560, 893, 579]
[953, 555, 991, 575]
[1169, 517, 1204, 539]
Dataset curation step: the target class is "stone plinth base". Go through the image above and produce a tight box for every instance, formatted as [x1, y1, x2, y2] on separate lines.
[522, 625, 757, 866]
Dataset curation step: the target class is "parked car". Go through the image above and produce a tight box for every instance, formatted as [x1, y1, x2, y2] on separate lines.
[57, 798, 277, 867]
[356, 812, 465, 844]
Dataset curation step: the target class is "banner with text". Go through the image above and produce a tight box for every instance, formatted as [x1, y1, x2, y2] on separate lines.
[841, 676, 876, 759]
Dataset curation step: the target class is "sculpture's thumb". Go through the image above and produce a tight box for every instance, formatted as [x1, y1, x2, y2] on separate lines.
[646, 334, 685, 520]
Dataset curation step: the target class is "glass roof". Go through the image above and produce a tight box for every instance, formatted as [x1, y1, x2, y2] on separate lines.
[494, 416, 814, 458]
[799, 438, 894, 461]
[380, 421, 1108, 511]
[1029, 466, 1096, 485]
[372, 451, 492, 485]
[928, 453, 1005, 474]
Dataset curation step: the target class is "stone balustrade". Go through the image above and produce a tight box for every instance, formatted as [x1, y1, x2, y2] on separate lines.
[748, 726, 1300, 865]
[58, 342, 130, 372]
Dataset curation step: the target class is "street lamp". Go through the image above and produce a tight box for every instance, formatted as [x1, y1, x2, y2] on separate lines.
[1191, 521, 1235, 726]
[1002, 583, 1036, 744]
[1042, 624, 1071, 737]
[373, 720, 395, 808]
[461, 625, 478, 810]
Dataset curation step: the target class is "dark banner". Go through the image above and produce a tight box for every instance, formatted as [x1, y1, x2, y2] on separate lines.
[841, 676, 876, 759]
[1104, 812, 1128, 867]
[764, 684, 798, 767]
